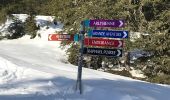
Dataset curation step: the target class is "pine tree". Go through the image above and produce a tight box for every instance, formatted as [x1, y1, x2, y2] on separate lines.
[7, 17, 25, 39]
[25, 16, 38, 39]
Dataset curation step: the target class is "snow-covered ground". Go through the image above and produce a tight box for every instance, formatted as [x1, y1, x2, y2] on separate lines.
[0, 15, 170, 100]
[0, 36, 170, 100]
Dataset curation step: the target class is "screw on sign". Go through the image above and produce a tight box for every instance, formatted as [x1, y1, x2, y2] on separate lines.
[48, 34, 74, 41]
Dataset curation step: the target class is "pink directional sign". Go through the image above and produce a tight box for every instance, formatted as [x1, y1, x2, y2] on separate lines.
[89, 19, 125, 27]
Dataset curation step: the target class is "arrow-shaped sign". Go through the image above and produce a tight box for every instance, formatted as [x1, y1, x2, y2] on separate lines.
[48, 34, 74, 41]
[83, 47, 122, 57]
[84, 38, 123, 48]
[88, 30, 128, 38]
[84, 19, 125, 27]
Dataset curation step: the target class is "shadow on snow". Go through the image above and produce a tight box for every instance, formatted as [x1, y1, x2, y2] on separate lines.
[0, 76, 170, 100]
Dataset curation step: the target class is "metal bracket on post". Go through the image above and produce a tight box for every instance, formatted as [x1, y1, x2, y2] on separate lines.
[76, 21, 85, 94]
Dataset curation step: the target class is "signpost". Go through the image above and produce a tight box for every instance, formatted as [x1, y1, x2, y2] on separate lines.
[48, 19, 128, 94]
[83, 47, 122, 57]
[84, 38, 123, 47]
[76, 21, 85, 94]
[48, 34, 74, 41]
[88, 30, 128, 38]
[85, 19, 125, 27]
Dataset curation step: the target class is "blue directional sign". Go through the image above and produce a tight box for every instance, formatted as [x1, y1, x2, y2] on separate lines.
[83, 47, 122, 57]
[88, 30, 128, 38]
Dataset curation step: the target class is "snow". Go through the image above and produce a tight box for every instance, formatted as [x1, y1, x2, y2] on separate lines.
[0, 15, 170, 100]
[0, 18, 13, 36]
[130, 68, 146, 78]
[35, 15, 55, 22]
[12, 14, 29, 22]
[35, 15, 63, 33]
[0, 14, 29, 36]
[130, 32, 141, 42]
[0, 14, 63, 37]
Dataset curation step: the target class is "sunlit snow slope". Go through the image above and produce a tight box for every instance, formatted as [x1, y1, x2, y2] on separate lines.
[0, 35, 170, 100]
[0, 15, 170, 100]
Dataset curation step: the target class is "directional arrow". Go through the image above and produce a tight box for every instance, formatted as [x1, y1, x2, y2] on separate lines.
[123, 31, 128, 38]
[118, 40, 123, 48]
[48, 34, 53, 41]
[119, 20, 124, 27]
[117, 50, 122, 56]
[83, 47, 122, 57]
